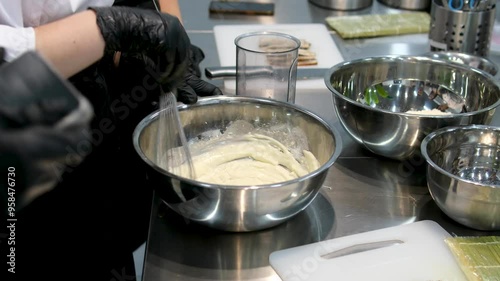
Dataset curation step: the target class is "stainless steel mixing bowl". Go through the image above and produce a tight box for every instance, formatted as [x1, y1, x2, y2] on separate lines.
[377, 0, 430, 10]
[133, 96, 342, 232]
[421, 125, 500, 230]
[325, 55, 500, 160]
[308, 0, 373, 10]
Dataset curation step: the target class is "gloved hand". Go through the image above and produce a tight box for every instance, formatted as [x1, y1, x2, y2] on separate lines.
[90, 6, 190, 89]
[177, 44, 223, 104]
[0, 51, 93, 209]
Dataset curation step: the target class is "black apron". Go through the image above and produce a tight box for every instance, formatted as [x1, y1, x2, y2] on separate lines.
[16, 53, 159, 280]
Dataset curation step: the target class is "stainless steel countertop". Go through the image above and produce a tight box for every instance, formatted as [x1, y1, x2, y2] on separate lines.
[142, 1, 500, 280]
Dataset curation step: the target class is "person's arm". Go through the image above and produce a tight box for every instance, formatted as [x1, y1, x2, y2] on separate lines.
[157, 0, 223, 101]
[158, 0, 183, 23]
[34, 10, 105, 78]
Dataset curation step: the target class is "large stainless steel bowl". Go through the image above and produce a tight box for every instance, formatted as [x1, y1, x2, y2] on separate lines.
[325, 55, 500, 160]
[421, 125, 500, 230]
[133, 96, 342, 232]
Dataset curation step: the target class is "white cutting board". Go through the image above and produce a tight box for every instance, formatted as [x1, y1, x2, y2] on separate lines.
[213, 24, 344, 93]
[269, 220, 467, 281]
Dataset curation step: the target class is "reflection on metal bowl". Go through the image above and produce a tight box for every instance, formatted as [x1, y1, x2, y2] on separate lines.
[425, 51, 499, 78]
[325, 55, 500, 160]
[421, 125, 500, 231]
[133, 96, 342, 232]
[145, 193, 335, 279]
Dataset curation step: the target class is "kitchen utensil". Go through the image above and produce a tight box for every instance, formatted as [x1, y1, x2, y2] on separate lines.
[151, 3, 196, 180]
[156, 90, 195, 180]
[325, 55, 500, 160]
[235, 31, 300, 103]
[377, 0, 430, 10]
[319, 239, 404, 259]
[213, 24, 344, 92]
[133, 96, 342, 232]
[421, 125, 500, 231]
[308, 0, 373, 10]
[429, 0, 496, 57]
[205, 66, 330, 80]
[269, 220, 467, 281]
[447, 0, 477, 10]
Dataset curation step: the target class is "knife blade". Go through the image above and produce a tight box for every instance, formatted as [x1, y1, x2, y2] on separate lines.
[205, 66, 330, 80]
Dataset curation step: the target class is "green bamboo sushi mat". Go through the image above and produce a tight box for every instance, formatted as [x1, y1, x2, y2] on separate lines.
[445, 236, 500, 281]
[325, 12, 430, 39]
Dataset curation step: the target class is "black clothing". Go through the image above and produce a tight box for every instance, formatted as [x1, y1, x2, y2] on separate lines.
[15, 54, 157, 280]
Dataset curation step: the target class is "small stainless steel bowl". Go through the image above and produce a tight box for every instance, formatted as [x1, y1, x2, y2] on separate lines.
[308, 0, 373, 10]
[133, 96, 342, 232]
[325, 55, 500, 160]
[378, 0, 430, 10]
[421, 125, 500, 230]
[425, 51, 499, 78]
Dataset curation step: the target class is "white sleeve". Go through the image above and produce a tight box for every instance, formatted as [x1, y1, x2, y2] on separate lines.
[0, 2, 34, 62]
[0, 25, 35, 62]
[0, 0, 114, 62]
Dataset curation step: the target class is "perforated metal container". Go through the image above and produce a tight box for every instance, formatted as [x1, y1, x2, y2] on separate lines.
[429, 0, 496, 57]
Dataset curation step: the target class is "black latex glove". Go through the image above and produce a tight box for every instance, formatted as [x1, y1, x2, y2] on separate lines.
[177, 44, 223, 104]
[90, 6, 190, 89]
[0, 51, 93, 209]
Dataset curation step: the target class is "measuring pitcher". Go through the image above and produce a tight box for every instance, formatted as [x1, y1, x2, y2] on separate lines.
[235, 31, 300, 103]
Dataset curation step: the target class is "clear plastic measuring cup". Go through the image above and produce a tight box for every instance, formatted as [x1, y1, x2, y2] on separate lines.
[235, 31, 301, 103]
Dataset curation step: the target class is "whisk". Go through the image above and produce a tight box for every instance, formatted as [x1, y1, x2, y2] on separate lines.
[155, 89, 196, 179]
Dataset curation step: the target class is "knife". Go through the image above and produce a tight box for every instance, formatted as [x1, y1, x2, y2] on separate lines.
[320, 239, 405, 259]
[205, 66, 330, 80]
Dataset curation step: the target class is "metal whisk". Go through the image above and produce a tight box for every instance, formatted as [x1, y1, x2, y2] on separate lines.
[155, 90, 196, 179]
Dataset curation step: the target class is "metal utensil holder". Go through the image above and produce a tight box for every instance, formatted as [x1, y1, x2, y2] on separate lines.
[429, 0, 496, 57]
